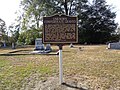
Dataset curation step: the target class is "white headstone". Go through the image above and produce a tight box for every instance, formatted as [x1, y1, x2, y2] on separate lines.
[3, 41, 6, 48]
[12, 43, 15, 49]
[108, 42, 120, 49]
[35, 38, 44, 50]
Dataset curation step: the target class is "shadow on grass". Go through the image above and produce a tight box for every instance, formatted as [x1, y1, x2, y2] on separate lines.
[52, 48, 71, 52]
[0, 53, 58, 56]
[0, 49, 60, 56]
[8, 50, 32, 53]
[63, 50, 71, 52]
[62, 83, 87, 90]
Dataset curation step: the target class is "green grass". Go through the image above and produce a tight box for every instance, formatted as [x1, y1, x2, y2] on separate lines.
[0, 54, 58, 90]
[0, 45, 120, 89]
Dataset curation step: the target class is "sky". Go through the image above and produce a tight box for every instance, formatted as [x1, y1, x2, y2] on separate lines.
[106, 0, 120, 25]
[0, 0, 120, 27]
[0, 0, 20, 27]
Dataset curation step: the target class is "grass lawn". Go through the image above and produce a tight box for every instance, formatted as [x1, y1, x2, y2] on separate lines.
[0, 45, 120, 90]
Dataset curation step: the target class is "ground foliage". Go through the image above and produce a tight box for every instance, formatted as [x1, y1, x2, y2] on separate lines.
[19, 0, 118, 44]
[0, 45, 120, 89]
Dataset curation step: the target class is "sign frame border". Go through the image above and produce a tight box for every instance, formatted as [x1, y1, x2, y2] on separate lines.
[42, 14, 78, 44]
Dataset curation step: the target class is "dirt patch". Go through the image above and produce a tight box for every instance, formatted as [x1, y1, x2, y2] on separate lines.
[20, 74, 88, 90]
[20, 74, 120, 90]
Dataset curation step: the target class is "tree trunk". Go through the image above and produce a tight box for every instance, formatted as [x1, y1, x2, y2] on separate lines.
[64, 0, 68, 15]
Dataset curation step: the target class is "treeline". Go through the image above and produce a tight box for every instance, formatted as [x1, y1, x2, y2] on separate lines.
[0, 0, 120, 46]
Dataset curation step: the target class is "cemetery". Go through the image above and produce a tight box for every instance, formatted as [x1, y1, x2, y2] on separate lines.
[0, 45, 120, 90]
[0, 14, 120, 90]
[32, 38, 52, 54]
[0, 0, 120, 90]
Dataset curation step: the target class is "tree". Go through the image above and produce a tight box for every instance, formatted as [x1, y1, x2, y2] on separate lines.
[19, 0, 88, 45]
[117, 26, 120, 35]
[9, 24, 20, 44]
[78, 0, 118, 44]
[20, 0, 45, 30]
[18, 28, 42, 45]
[116, 26, 120, 41]
[0, 18, 6, 41]
[20, 0, 88, 29]
[20, 0, 117, 44]
[0, 18, 8, 47]
[0, 18, 6, 33]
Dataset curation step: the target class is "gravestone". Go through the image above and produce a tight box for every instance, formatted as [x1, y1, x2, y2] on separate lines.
[69, 43, 74, 48]
[32, 38, 52, 54]
[35, 38, 44, 50]
[45, 44, 52, 51]
[108, 42, 120, 49]
[12, 43, 15, 49]
[3, 41, 6, 48]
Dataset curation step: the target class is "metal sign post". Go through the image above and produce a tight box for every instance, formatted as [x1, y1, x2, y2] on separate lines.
[59, 45, 63, 84]
[43, 14, 78, 85]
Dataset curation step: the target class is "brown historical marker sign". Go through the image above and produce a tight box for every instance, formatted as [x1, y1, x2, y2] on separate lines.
[43, 14, 78, 44]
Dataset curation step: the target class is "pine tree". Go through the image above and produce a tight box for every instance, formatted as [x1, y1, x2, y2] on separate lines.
[0, 18, 7, 42]
[78, 0, 117, 44]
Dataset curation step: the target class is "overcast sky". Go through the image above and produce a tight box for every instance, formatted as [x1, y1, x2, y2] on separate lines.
[0, 0, 20, 26]
[106, 0, 120, 25]
[0, 0, 120, 27]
